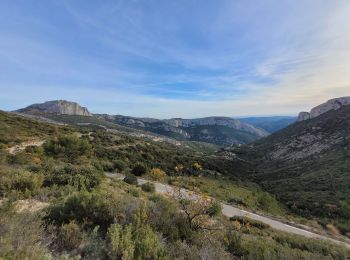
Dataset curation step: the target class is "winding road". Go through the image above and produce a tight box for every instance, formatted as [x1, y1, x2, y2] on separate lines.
[106, 173, 350, 249]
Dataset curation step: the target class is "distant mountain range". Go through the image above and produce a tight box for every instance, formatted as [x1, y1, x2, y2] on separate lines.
[239, 116, 296, 133]
[16, 100, 268, 146]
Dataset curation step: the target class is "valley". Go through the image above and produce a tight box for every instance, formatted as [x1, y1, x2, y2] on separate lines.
[1, 97, 350, 259]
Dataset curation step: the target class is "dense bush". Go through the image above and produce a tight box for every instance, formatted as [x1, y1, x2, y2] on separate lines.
[107, 223, 167, 260]
[0, 168, 43, 197]
[148, 195, 193, 243]
[149, 168, 166, 180]
[99, 161, 115, 172]
[58, 221, 83, 250]
[43, 164, 103, 191]
[45, 191, 117, 231]
[124, 174, 138, 185]
[207, 200, 222, 217]
[113, 160, 127, 172]
[141, 182, 155, 193]
[131, 163, 147, 176]
[0, 208, 52, 259]
[43, 135, 92, 162]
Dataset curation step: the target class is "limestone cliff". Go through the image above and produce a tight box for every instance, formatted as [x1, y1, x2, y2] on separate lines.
[17, 100, 92, 116]
[298, 96, 350, 121]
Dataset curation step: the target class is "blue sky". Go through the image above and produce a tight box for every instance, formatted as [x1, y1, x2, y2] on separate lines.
[1, 0, 350, 118]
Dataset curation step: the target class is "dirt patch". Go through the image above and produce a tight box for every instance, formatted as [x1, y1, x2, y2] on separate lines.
[6, 140, 45, 154]
[15, 199, 49, 213]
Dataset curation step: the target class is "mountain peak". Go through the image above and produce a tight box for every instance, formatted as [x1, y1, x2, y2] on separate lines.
[17, 100, 92, 116]
[297, 96, 350, 121]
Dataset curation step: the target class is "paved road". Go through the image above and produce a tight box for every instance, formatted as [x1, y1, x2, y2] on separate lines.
[106, 173, 350, 249]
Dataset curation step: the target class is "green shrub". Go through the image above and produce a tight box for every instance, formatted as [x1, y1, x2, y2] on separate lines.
[0, 209, 52, 259]
[0, 168, 43, 197]
[128, 186, 141, 197]
[7, 153, 32, 165]
[141, 182, 155, 193]
[131, 163, 147, 176]
[99, 161, 115, 172]
[207, 201, 222, 217]
[58, 221, 82, 250]
[43, 164, 103, 191]
[148, 195, 193, 243]
[43, 135, 92, 162]
[45, 191, 116, 231]
[224, 229, 245, 256]
[133, 224, 167, 259]
[124, 174, 138, 185]
[107, 205, 168, 260]
[256, 191, 281, 213]
[113, 160, 127, 172]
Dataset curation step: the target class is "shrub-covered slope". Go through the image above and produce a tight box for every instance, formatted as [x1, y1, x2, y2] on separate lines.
[234, 105, 350, 234]
[1, 110, 349, 258]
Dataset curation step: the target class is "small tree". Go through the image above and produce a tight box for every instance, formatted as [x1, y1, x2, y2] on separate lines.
[171, 186, 222, 231]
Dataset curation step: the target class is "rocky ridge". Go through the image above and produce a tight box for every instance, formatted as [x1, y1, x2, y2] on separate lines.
[297, 96, 350, 121]
[16, 100, 269, 145]
[17, 100, 92, 116]
[96, 114, 269, 145]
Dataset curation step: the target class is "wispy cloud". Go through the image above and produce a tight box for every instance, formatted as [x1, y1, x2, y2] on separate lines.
[0, 0, 349, 117]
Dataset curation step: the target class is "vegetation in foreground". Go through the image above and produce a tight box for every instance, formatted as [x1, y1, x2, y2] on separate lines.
[0, 111, 349, 259]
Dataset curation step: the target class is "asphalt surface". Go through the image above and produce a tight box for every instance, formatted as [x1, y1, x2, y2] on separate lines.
[106, 173, 350, 249]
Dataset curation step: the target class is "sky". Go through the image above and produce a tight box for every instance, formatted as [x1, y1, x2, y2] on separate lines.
[0, 0, 350, 118]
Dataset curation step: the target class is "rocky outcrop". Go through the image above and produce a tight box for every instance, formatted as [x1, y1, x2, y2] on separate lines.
[17, 100, 92, 116]
[298, 97, 350, 121]
[297, 112, 310, 121]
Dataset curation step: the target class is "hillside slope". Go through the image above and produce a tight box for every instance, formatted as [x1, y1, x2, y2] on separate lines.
[234, 105, 350, 234]
[1, 110, 350, 258]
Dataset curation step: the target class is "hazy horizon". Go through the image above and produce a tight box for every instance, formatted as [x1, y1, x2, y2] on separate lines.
[1, 0, 350, 117]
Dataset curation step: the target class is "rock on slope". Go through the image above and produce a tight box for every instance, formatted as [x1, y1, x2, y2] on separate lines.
[17, 100, 92, 116]
[298, 96, 350, 121]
